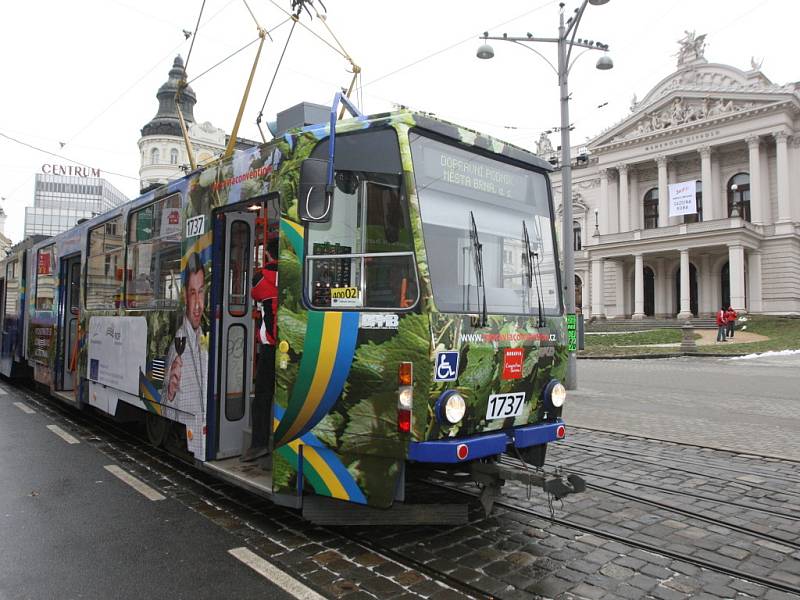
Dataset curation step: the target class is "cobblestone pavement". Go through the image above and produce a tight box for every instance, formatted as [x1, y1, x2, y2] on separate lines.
[566, 354, 800, 460]
[8, 382, 800, 600]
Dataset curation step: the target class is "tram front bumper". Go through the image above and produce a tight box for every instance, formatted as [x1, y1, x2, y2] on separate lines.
[408, 420, 565, 464]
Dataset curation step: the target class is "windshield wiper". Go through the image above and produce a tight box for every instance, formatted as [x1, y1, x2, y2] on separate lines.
[469, 211, 488, 327]
[523, 220, 545, 328]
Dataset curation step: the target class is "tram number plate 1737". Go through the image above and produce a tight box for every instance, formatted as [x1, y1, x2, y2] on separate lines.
[486, 392, 526, 420]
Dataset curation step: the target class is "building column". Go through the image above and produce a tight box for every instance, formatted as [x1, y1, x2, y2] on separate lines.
[677, 249, 692, 319]
[618, 164, 629, 232]
[632, 253, 645, 319]
[654, 257, 666, 318]
[711, 151, 723, 219]
[591, 258, 605, 319]
[728, 244, 746, 313]
[699, 145, 714, 221]
[699, 254, 712, 316]
[614, 261, 625, 317]
[629, 167, 640, 229]
[774, 131, 791, 223]
[746, 136, 763, 224]
[747, 250, 762, 313]
[656, 155, 669, 227]
[599, 168, 609, 235]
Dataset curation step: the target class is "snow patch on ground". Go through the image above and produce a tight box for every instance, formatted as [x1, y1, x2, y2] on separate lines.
[729, 349, 800, 361]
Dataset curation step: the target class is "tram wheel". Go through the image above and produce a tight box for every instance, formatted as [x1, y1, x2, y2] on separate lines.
[145, 412, 170, 447]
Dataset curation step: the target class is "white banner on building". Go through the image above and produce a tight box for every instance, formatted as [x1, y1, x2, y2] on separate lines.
[668, 180, 697, 217]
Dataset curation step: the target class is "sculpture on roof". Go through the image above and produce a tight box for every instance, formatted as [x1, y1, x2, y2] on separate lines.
[536, 131, 554, 155]
[676, 30, 706, 66]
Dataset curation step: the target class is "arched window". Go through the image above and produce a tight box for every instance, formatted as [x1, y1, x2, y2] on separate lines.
[684, 180, 703, 224]
[170, 148, 179, 165]
[727, 173, 750, 221]
[573, 220, 582, 251]
[150, 148, 160, 165]
[643, 188, 658, 229]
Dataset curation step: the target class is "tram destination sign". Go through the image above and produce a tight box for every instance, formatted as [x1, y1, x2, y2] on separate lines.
[423, 146, 528, 204]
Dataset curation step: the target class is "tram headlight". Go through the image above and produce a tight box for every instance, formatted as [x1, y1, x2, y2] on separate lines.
[436, 390, 466, 425]
[544, 379, 567, 409]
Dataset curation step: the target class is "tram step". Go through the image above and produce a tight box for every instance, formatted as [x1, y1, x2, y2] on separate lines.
[302, 496, 468, 526]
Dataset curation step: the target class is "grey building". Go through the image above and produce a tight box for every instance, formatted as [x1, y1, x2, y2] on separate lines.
[25, 173, 128, 238]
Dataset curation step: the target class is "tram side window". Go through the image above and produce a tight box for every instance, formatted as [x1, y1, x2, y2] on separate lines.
[35, 246, 56, 312]
[86, 217, 124, 310]
[306, 172, 418, 310]
[126, 194, 182, 309]
[5, 260, 19, 317]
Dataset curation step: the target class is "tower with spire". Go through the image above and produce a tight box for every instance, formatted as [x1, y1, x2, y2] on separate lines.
[138, 56, 226, 193]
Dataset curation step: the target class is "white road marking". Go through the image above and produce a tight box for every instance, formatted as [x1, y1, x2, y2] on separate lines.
[46, 424, 80, 444]
[103, 465, 165, 501]
[0, 386, 8, 395]
[228, 547, 326, 600]
[13, 402, 35, 414]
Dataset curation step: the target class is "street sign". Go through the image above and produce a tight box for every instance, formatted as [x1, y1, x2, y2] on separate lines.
[567, 313, 577, 353]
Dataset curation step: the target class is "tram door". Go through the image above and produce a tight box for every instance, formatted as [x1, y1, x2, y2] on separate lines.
[216, 210, 256, 458]
[59, 255, 81, 391]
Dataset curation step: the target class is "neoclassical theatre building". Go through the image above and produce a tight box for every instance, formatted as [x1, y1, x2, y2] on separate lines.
[549, 34, 800, 318]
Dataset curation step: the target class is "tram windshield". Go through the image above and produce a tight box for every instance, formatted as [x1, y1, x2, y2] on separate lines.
[410, 132, 560, 316]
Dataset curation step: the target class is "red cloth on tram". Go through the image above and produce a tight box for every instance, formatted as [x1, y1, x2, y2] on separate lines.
[252, 266, 278, 345]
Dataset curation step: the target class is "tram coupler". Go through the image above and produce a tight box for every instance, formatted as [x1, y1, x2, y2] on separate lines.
[470, 461, 586, 515]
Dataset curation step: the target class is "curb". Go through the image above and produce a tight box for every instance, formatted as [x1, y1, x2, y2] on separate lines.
[578, 352, 747, 360]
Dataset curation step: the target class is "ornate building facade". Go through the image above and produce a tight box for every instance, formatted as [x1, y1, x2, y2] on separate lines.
[138, 56, 228, 192]
[550, 33, 800, 317]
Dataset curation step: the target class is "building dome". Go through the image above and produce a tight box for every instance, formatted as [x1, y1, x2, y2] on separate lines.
[141, 55, 197, 137]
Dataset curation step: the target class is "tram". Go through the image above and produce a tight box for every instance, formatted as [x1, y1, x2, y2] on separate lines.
[0, 96, 583, 523]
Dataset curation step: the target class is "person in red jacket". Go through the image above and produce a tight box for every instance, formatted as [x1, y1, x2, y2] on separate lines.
[241, 250, 278, 462]
[716, 305, 728, 342]
[725, 306, 738, 339]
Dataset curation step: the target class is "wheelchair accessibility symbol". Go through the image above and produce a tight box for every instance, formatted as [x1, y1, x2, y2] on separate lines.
[434, 351, 460, 382]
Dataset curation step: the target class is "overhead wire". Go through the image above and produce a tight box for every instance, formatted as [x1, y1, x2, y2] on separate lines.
[183, 0, 207, 75]
[0, 132, 139, 181]
[63, 0, 237, 147]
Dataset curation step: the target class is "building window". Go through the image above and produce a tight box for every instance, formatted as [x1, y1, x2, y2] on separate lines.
[170, 148, 179, 165]
[151, 148, 160, 165]
[643, 188, 659, 229]
[573, 221, 582, 251]
[727, 173, 751, 222]
[684, 180, 703, 224]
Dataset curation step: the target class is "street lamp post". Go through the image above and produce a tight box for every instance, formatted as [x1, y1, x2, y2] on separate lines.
[477, 0, 612, 390]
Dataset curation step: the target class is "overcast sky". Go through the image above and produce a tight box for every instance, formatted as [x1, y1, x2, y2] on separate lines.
[1, 0, 795, 243]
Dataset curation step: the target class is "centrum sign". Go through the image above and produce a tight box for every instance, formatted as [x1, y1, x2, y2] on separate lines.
[42, 164, 101, 177]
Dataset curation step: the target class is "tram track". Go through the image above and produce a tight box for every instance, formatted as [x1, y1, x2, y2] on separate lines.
[564, 467, 800, 522]
[554, 440, 800, 501]
[428, 479, 800, 598]
[497, 457, 800, 551]
[9, 384, 493, 599]
[569, 426, 800, 481]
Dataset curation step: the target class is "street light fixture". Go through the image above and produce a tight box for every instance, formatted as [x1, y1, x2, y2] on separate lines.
[593, 208, 600, 237]
[477, 0, 612, 390]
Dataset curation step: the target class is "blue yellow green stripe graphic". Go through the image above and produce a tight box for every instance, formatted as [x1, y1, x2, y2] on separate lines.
[280, 218, 304, 258]
[273, 405, 366, 504]
[138, 370, 163, 416]
[273, 311, 359, 447]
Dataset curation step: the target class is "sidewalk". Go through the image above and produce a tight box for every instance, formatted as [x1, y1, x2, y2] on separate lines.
[618, 329, 769, 348]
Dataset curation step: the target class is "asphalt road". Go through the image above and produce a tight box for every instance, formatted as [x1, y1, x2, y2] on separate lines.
[0, 386, 295, 600]
[566, 353, 800, 461]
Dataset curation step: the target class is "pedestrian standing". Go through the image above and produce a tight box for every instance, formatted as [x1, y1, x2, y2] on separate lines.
[725, 306, 738, 339]
[716, 305, 728, 342]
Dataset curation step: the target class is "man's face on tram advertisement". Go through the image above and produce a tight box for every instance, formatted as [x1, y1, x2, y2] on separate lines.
[185, 268, 205, 331]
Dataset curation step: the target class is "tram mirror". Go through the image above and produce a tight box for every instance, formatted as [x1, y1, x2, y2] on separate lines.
[299, 158, 332, 222]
